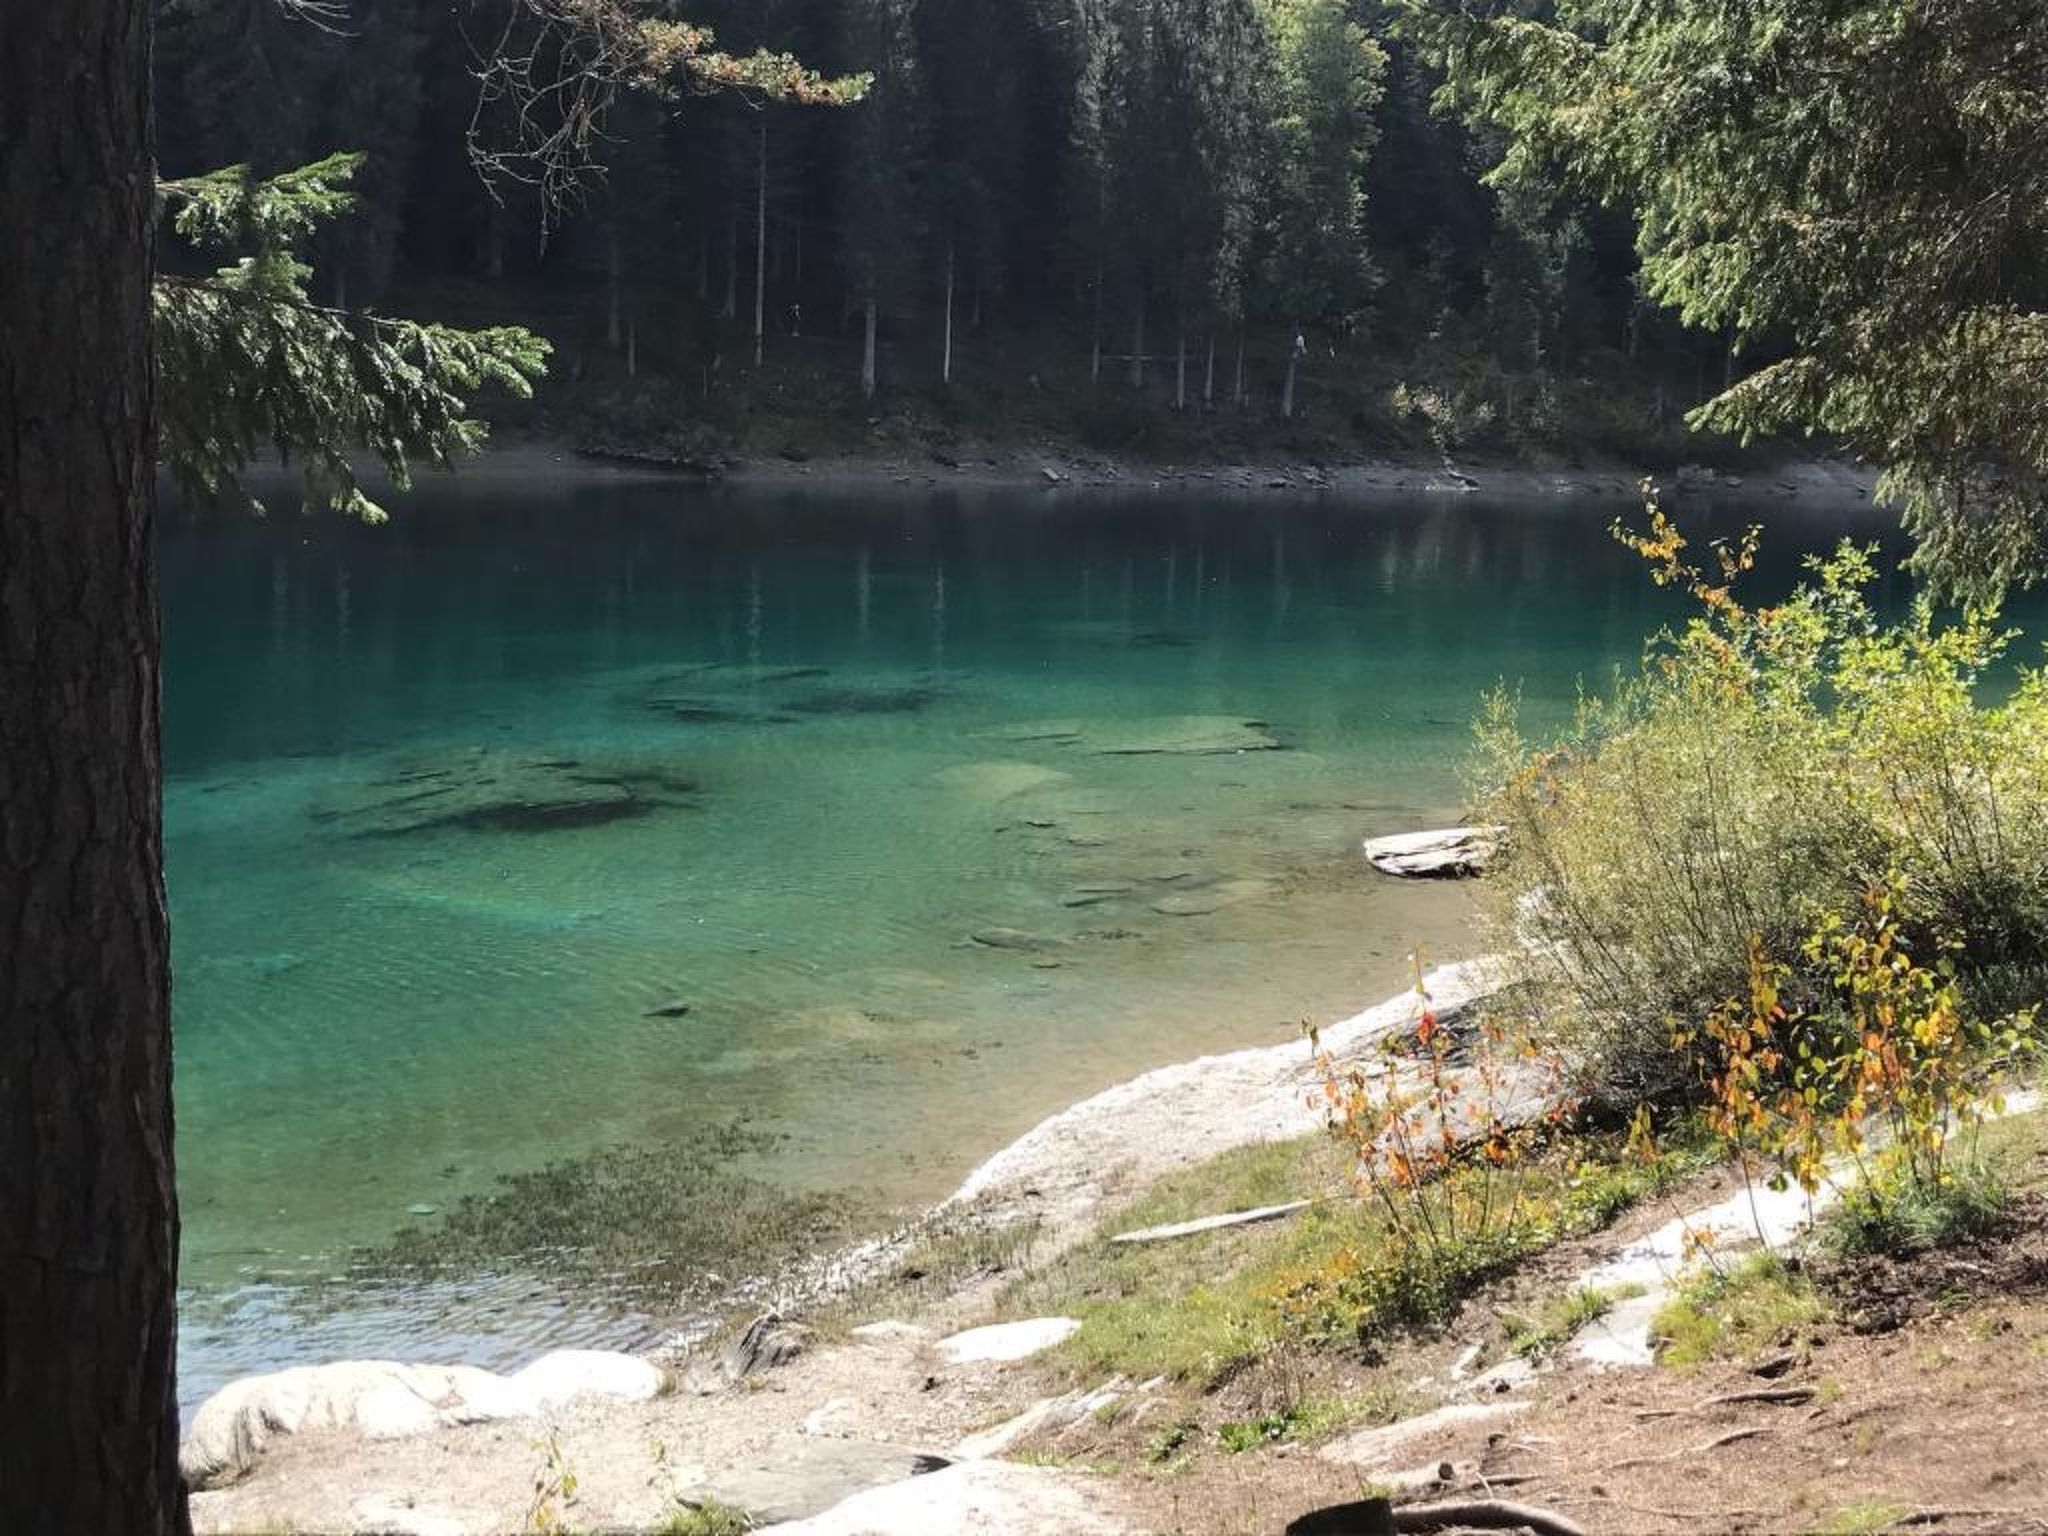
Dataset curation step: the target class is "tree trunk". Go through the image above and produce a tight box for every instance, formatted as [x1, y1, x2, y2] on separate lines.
[696, 228, 709, 303]
[626, 317, 637, 379]
[1204, 335, 1215, 408]
[0, 2, 186, 1532]
[1129, 300, 1145, 391]
[1234, 328, 1246, 407]
[942, 240, 955, 387]
[484, 199, 505, 280]
[753, 118, 767, 368]
[721, 209, 738, 320]
[861, 290, 878, 398]
[1282, 333, 1299, 420]
[1090, 263, 1103, 385]
[606, 226, 622, 351]
[1175, 327, 1186, 412]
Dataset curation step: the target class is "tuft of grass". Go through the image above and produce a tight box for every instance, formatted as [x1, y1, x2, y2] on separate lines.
[1145, 1414, 1200, 1465]
[655, 1500, 754, 1536]
[1819, 1500, 1909, 1535]
[1651, 1252, 1825, 1369]
[1822, 1160, 2011, 1259]
[1502, 1283, 1639, 1361]
[1217, 1383, 1420, 1453]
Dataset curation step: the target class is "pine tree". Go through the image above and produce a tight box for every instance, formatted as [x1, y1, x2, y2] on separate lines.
[1255, 0, 1385, 419]
[832, 0, 925, 397]
[1405, 0, 2048, 594]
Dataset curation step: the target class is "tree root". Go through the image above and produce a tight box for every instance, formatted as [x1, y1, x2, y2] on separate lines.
[1601, 1424, 1766, 1471]
[1392, 1498, 1589, 1536]
[1692, 1385, 1815, 1410]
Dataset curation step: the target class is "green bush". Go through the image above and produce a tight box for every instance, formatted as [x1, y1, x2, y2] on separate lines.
[1474, 515, 2048, 1100]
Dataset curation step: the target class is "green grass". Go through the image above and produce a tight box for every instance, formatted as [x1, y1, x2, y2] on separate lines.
[655, 1500, 754, 1536]
[1651, 1252, 1826, 1369]
[1501, 1283, 1640, 1361]
[997, 1119, 1718, 1389]
[1818, 1500, 1909, 1535]
[1215, 1383, 1419, 1453]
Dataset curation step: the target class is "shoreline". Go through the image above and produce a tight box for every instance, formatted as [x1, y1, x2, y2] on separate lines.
[182, 950, 1515, 1522]
[317, 435, 1884, 515]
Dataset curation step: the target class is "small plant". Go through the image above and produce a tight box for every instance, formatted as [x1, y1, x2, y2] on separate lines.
[1307, 950, 1574, 1277]
[656, 1500, 754, 1536]
[524, 1430, 580, 1535]
[1650, 1251, 1823, 1368]
[1820, 1501, 1910, 1536]
[1145, 1414, 1200, 1465]
[1501, 1285, 1629, 1361]
[1677, 876, 2025, 1243]
[1217, 1407, 1304, 1453]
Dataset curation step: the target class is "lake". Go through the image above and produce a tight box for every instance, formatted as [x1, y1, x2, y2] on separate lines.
[162, 475, 1927, 1412]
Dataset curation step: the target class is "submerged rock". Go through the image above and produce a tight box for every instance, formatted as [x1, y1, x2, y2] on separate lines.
[1149, 877, 1273, 916]
[930, 761, 1072, 803]
[980, 714, 1279, 756]
[969, 927, 1067, 953]
[1362, 826, 1503, 879]
[788, 684, 948, 716]
[309, 747, 698, 839]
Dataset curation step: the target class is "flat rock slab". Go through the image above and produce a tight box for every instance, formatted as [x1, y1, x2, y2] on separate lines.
[979, 715, 1279, 756]
[1149, 877, 1273, 917]
[934, 1317, 1081, 1365]
[1110, 1200, 1311, 1245]
[1363, 826, 1503, 878]
[1319, 1400, 1526, 1469]
[692, 1435, 950, 1525]
[760, 1460, 1130, 1535]
[953, 1380, 1126, 1461]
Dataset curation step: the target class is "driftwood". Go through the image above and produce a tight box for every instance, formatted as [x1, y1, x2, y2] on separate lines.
[1108, 1199, 1311, 1245]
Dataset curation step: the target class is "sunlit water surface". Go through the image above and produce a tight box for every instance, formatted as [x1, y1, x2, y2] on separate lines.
[164, 476, 1945, 1412]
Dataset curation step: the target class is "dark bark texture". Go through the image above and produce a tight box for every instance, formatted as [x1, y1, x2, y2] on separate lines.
[0, 0, 185, 1530]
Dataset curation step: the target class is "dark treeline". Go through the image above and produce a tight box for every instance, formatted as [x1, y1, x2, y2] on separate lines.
[155, 0, 1737, 457]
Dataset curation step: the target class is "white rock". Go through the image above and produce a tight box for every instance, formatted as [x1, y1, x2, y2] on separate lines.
[506, 1349, 667, 1410]
[952, 1380, 1125, 1460]
[934, 1317, 1081, 1365]
[348, 1493, 471, 1536]
[180, 1351, 668, 1490]
[802, 1397, 861, 1438]
[1319, 1401, 1525, 1469]
[1363, 826, 1503, 879]
[759, 1460, 1129, 1535]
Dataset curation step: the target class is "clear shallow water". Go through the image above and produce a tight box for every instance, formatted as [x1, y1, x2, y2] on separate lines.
[163, 477, 1931, 1411]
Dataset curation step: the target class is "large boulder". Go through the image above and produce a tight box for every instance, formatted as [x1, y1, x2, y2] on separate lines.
[1362, 826, 1503, 879]
[179, 1350, 667, 1490]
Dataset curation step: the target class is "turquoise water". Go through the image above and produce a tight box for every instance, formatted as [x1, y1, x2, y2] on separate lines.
[162, 477, 1922, 1410]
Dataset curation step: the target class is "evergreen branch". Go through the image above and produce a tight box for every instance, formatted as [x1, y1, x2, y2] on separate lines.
[155, 157, 549, 522]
